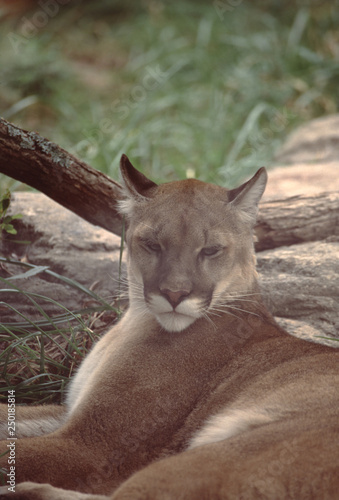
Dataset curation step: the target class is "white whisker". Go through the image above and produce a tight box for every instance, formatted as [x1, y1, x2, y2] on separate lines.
[201, 311, 217, 330]
[210, 304, 261, 319]
[207, 307, 240, 321]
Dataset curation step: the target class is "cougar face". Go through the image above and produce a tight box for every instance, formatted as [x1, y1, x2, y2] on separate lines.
[119, 156, 267, 332]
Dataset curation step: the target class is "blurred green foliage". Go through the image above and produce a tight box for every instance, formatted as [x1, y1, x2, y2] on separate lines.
[0, 190, 22, 237]
[0, 0, 338, 189]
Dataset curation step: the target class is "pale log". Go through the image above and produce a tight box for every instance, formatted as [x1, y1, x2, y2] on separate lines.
[255, 192, 339, 251]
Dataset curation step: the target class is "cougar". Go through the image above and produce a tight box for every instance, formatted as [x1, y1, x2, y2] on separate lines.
[0, 155, 338, 500]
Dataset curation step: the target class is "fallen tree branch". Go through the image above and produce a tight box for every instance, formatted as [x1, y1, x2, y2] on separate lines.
[0, 117, 124, 236]
[256, 192, 339, 251]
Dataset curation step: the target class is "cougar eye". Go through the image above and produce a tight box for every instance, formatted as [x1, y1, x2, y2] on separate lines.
[144, 241, 161, 253]
[200, 246, 223, 257]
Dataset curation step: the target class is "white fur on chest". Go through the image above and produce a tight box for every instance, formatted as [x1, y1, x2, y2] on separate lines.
[65, 339, 107, 415]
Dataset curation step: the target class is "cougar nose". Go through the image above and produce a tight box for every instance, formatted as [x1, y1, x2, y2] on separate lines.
[160, 288, 190, 308]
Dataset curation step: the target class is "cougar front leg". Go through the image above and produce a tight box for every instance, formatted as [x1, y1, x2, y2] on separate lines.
[0, 482, 109, 500]
[0, 431, 118, 495]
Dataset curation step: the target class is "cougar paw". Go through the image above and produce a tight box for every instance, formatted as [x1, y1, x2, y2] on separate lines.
[0, 482, 53, 500]
[0, 481, 105, 500]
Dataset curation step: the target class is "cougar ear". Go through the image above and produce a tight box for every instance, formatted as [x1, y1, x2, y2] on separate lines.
[228, 167, 267, 225]
[119, 154, 158, 217]
[120, 154, 158, 198]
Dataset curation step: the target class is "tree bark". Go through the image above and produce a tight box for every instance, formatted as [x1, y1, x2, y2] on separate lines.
[255, 192, 339, 251]
[1, 117, 338, 249]
[0, 117, 124, 236]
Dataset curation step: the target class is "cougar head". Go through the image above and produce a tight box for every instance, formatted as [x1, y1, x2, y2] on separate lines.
[118, 155, 267, 333]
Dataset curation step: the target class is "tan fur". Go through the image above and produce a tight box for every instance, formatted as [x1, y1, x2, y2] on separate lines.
[0, 155, 338, 500]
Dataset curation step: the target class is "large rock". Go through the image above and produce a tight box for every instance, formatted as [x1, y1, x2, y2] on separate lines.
[264, 114, 339, 199]
[5, 192, 125, 287]
[264, 162, 339, 199]
[258, 241, 339, 340]
[274, 114, 339, 164]
[0, 192, 126, 324]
